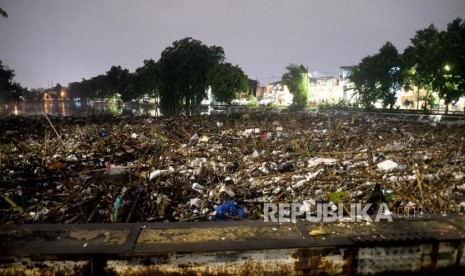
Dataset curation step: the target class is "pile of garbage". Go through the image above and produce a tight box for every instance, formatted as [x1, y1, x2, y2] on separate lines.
[0, 111, 464, 224]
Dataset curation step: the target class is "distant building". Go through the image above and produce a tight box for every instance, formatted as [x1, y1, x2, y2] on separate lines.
[255, 68, 351, 106]
[308, 71, 342, 103]
[258, 81, 293, 106]
[307, 67, 358, 104]
[247, 79, 259, 97]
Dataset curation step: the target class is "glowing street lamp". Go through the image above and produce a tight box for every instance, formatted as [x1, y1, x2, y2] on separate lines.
[444, 64, 451, 71]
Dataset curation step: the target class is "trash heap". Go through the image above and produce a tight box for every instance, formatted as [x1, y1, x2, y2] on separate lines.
[0, 111, 464, 224]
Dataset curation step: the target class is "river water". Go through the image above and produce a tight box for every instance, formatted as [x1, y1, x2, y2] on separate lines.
[2, 100, 166, 117]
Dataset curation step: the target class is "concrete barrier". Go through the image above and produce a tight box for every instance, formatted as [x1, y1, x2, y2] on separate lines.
[1, 214, 465, 275]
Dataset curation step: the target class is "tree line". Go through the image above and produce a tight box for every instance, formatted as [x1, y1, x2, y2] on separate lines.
[68, 37, 248, 114]
[1, 37, 248, 115]
[349, 17, 465, 113]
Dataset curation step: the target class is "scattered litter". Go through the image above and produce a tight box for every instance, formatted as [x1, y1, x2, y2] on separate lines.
[192, 183, 205, 193]
[99, 130, 109, 137]
[0, 112, 463, 224]
[200, 135, 209, 143]
[377, 160, 399, 171]
[190, 133, 199, 141]
[309, 229, 328, 236]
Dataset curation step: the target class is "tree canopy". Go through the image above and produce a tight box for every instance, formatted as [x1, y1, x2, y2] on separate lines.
[349, 55, 380, 110]
[349, 42, 403, 110]
[55, 37, 238, 113]
[376, 42, 401, 109]
[0, 8, 7, 18]
[0, 61, 23, 103]
[130, 59, 159, 101]
[433, 18, 465, 113]
[158, 37, 225, 114]
[281, 64, 308, 107]
[401, 24, 441, 111]
[207, 63, 248, 104]
[349, 18, 465, 112]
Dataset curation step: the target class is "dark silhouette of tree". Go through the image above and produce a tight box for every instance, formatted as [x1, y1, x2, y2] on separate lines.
[375, 42, 401, 109]
[68, 82, 81, 100]
[207, 63, 248, 104]
[434, 18, 465, 113]
[349, 56, 380, 110]
[0, 8, 7, 18]
[106, 65, 130, 98]
[130, 59, 159, 102]
[349, 42, 401, 110]
[158, 37, 225, 114]
[0, 61, 20, 103]
[401, 24, 441, 111]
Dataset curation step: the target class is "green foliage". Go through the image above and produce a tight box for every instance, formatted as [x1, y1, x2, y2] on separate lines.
[402, 25, 441, 111]
[130, 59, 159, 101]
[376, 42, 401, 109]
[158, 37, 225, 114]
[399, 19, 465, 113]
[247, 94, 258, 107]
[348, 18, 465, 114]
[59, 38, 228, 110]
[281, 64, 308, 107]
[349, 55, 380, 110]
[319, 98, 352, 109]
[90, 74, 109, 99]
[106, 65, 130, 100]
[327, 191, 349, 204]
[349, 42, 401, 110]
[384, 191, 396, 202]
[434, 18, 465, 113]
[65, 65, 131, 101]
[207, 63, 248, 104]
[0, 143, 15, 163]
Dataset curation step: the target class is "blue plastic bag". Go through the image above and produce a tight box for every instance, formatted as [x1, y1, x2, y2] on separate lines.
[214, 200, 246, 220]
[99, 130, 109, 137]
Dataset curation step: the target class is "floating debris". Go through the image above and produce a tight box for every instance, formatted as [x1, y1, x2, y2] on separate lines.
[0, 112, 464, 223]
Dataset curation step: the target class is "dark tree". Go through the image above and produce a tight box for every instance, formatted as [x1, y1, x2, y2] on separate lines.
[207, 63, 248, 104]
[375, 42, 401, 109]
[67, 82, 81, 100]
[349, 55, 380, 110]
[401, 24, 441, 111]
[434, 18, 465, 113]
[0, 8, 7, 18]
[106, 65, 130, 98]
[158, 37, 225, 114]
[130, 59, 159, 102]
[0, 61, 19, 103]
[93, 74, 110, 100]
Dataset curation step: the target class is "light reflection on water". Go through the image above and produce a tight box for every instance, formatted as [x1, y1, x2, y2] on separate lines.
[1, 101, 164, 117]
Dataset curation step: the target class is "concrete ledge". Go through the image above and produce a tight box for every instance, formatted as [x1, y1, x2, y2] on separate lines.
[1, 214, 465, 275]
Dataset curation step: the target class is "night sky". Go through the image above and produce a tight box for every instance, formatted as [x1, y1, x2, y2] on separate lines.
[1, 0, 464, 89]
